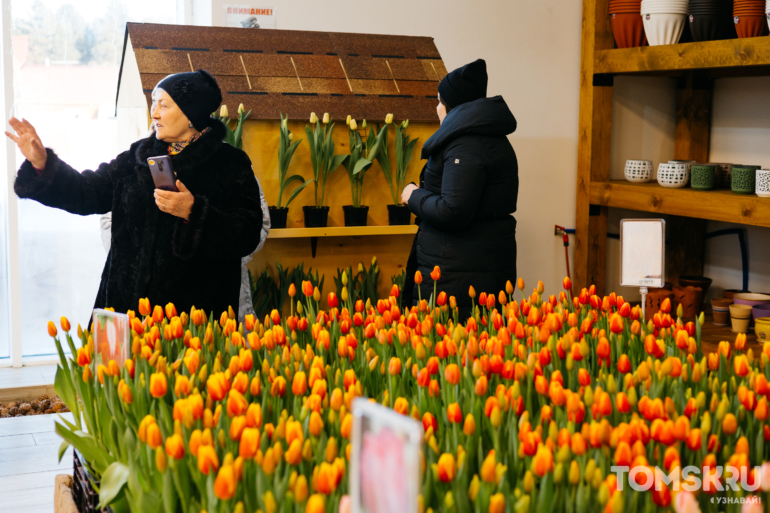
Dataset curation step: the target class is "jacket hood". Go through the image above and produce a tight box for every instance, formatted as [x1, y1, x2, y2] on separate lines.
[421, 96, 517, 159]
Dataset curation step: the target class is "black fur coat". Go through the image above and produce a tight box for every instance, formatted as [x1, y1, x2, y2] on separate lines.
[14, 118, 263, 318]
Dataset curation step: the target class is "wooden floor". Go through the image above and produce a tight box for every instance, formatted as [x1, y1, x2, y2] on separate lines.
[0, 412, 73, 512]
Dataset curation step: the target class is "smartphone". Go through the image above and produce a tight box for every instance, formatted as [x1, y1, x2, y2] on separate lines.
[147, 155, 179, 192]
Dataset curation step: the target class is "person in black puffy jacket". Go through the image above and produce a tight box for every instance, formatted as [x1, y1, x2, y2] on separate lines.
[401, 59, 518, 318]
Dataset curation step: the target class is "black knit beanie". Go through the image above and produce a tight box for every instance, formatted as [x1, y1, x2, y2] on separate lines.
[156, 69, 222, 131]
[438, 59, 488, 110]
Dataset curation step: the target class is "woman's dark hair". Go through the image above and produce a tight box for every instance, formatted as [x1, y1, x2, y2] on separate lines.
[438, 94, 452, 114]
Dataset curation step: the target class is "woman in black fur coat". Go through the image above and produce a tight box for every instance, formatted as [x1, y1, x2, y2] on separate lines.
[6, 70, 264, 319]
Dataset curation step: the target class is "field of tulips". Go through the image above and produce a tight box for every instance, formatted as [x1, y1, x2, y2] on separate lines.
[46, 270, 770, 513]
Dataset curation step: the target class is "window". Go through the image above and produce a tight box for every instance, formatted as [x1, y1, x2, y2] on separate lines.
[9, 0, 176, 357]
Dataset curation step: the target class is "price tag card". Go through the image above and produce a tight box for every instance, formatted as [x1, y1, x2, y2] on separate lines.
[92, 309, 130, 368]
[349, 398, 423, 513]
[620, 219, 666, 288]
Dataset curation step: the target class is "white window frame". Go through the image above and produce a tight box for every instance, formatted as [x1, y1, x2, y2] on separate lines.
[0, 0, 196, 368]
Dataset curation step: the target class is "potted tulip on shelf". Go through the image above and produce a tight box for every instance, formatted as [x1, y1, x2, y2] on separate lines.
[375, 116, 418, 225]
[303, 112, 346, 228]
[269, 114, 312, 229]
[342, 117, 388, 226]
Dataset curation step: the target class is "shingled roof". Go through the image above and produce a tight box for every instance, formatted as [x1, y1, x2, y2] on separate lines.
[116, 23, 447, 122]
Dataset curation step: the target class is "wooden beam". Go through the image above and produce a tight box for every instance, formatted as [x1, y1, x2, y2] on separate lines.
[595, 35, 770, 75]
[574, 0, 614, 295]
[667, 73, 712, 285]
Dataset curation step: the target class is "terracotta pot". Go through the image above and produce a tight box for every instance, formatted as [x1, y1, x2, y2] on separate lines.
[646, 289, 675, 320]
[724, 289, 750, 299]
[673, 285, 703, 318]
[611, 13, 648, 48]
[713, 309, 730, 326]
[735, 15, 769, 37]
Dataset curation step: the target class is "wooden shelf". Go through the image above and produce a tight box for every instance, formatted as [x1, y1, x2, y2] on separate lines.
[595, 36, 770, 76]
[589, 181, 770, 227]
[267, 225, 418, 239]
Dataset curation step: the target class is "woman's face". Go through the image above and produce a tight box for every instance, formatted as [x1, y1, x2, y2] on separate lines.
[437, 94, 447, 125]
[150, 87, 198, 142]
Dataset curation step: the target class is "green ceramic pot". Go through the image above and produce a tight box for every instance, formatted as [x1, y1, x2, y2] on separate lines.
[690, 164, 716, 190]
[732, 166, 758, 194]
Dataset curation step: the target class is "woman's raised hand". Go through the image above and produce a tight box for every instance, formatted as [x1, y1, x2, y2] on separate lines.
[5, 117, 47, 169]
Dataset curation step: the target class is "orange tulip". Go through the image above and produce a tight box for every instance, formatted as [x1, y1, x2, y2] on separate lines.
[723, 413, 738, 435]
[138, 298, 150, 316]
[47, 321, 57, 338]
[213, 464, 236, 500]
[292, 371, 308, 395]
[60, 316, 71, 332]
[489, 493, 505, 513]
[447, 403, 462, 424]
[146, 422, 163, 449]
[207, 372, 230, 402]
[431, 266, 441, 281]
[239, 427, 259, 458]
[437, 453, 456, 482]
[149, 372, 168, 398]
[230, 415, 246, 441]
[388, 357, 402, 376]
[734, 355, 750, 377]
[480, 450, 497, 483]
[165, 433, 185, 460]
[285, 438, 303, 465]
[445, 363, 460, 385]
[198, 444, 220, 475]
[306, 495, 325, 513]
[614, 441, 632, 467]
[563, 277, 572, 290]
[309, 411, 324, 436]
[414, 271, 423, 285]
[532, 445, 553, 477]
[246, 403, 262, 428]
[76, 347, 92, 367]
[313, 462, 339, 494]
[302, 280, 314, 297]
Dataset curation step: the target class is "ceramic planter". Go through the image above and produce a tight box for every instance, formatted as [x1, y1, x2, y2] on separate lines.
[387, 204, 412, 225]
[269, 206, 288, 229]
[645, 289, 675, 320]
[303, 206, 330, 228]
[690, 165, 716, 190]
[732, 166, 758, 194]
[611, 13, 648, 48]
[673, 285, 703, 318]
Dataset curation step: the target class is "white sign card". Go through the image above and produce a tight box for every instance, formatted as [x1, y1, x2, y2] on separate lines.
[349, 398, 423, 513]
[92, 309, 131, 369]
[224, 5, 276, 29]
[620, 219, 665, 288]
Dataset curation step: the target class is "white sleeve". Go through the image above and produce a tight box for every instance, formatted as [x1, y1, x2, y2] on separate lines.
[100, 212, 112, 254]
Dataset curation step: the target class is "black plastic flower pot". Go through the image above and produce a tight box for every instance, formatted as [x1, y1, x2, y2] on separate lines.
[303, 206, 329, 228]
[387, 204, 412, 226]
[268, 206, 288, 229]
[343, 205, 369, 227]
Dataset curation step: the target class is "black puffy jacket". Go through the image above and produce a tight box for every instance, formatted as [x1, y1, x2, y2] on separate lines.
[14, 118, 264, 319]
[406, 96, 518, 314]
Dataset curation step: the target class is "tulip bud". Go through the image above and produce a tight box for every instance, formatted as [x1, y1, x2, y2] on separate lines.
[220, 105, 229, 118]
[403, 119, 409, 129]
[523, 470, 534, 493]
[362, 119, 367, 129]
[238, 103, 245, 115]
[350, 119, 358, 130]
[310, 112, 318, 124]
[385, 113, 393, 124]
[322, 113, 329, 124]
[346, 115, 351, 126]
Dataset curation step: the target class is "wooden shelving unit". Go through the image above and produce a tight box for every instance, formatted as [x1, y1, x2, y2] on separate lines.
[574, 0, 770, 294]
[267, 225, 418, 239]
[267, 225, 418, 257]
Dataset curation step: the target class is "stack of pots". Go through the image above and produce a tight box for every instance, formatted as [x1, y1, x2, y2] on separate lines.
[734, 0, 769, 37]
[610, 0, 647, 47]
[641, 0, 689, 45]
[689, 0, 737, 41]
